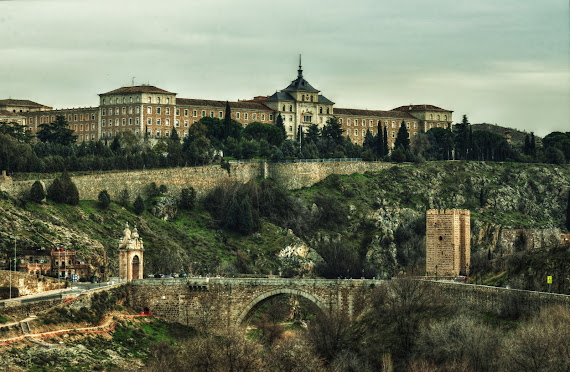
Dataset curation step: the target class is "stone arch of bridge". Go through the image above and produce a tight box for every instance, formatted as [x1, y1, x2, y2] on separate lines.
[236, 288, 328, 326]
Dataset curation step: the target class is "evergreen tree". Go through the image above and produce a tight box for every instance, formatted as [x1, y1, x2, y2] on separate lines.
[29, 180, 45, 203]
[60, 170, 79, 205]
[98, 190, 111, 208]
[530, 132, 536, 157]
[362, 130, 375, 152]
[36, 115, 76, 146]
[383, 125, 389, 155]
[394, 120, 410, 152]
[321, 117, 344, 146]
[524, 134, 531, 155]
[180, 187, 196, 210]
[133, 195, 145, 215]
[167, 128, 183, 166]
[275, 113, 286, 139]
[47, 178, 65, 203]
[376, 126, 385, 158]
[222, 101, 233, 139]
[566, 189, 570, 231]
[117, 188, 130, 207]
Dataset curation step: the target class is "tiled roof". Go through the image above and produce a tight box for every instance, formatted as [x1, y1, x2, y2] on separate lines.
[334, 108, 417, 119]
[0, 99, 48, 108]
[318, 95, 334, 104]
[176, 98, 272, 111]
[100, 85, 175, 95]
[265, 92, 295, 102]
[392, 104, 452, 112]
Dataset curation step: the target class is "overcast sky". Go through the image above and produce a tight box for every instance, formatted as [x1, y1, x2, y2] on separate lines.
[1, 0, 568, 137]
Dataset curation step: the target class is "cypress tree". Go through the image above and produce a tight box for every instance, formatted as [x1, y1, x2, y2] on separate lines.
[394, 120, 410, 152]
[134, 195, 145, 215]
[383, 125, 389, 155]
[566, 189, 570, 231]
[47, 178, 65, 203]
[98, 190, 111, 208]
[524, 134, 531, 155]
[275, 113, 286, 138]
[376, 127, 385, 157]
[30, 180, 46, 203]
[530, 132, 536, 157]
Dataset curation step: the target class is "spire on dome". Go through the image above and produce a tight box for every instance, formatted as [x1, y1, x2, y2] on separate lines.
[298, 54, 303, 79]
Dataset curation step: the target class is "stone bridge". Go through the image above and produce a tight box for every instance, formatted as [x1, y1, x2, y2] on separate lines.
[128, 277, 380, 328]
[127, 278, 570, 329]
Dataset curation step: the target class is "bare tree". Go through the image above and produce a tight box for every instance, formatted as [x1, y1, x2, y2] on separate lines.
[499, 305, 570, 372]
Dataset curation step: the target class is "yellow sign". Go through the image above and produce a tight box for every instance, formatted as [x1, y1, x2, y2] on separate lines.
[547, 276, 552, 284]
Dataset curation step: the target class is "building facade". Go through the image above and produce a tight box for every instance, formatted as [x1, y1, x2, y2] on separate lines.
[4, 61, 453, 148]
[426, 209, 471, 277]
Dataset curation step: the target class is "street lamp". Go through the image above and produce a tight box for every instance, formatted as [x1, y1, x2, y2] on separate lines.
[9, 236, 16, 300]
[435, 265, 438, 281]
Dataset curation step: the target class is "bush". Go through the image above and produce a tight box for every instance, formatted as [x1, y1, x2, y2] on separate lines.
[117, 188, 130, 207]
[179, 187, 196, 210]
[146, 182, 160, 199]
[29, 180, 46, 203]
[134, 195, 145, 215]
[47, 178, 65, 203]
[159, 184, 168, 194]
[390, 147, 406, 162]
[48, 170, 79, 205]
[98, 190, 111, 208]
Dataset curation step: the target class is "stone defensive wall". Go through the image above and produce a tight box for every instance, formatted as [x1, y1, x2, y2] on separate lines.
[0, 270, 61, 298]
[428, 281, 570, 315]
[0, 161, 395, 201]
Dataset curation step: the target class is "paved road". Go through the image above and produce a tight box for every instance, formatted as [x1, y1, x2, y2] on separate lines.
[0, 281, 118, 307]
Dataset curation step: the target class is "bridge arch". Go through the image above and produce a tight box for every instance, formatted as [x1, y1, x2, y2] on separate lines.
[236, 288, 328, 326]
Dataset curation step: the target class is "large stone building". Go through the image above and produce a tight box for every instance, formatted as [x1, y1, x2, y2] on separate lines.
[426, 209, 471, 277]
[3, 60, 453, 148]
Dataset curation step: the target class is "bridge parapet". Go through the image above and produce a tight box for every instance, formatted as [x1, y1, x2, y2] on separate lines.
[128, 277, 383, 328]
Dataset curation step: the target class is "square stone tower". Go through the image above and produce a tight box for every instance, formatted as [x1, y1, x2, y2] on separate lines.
[426, 209, 470, 277]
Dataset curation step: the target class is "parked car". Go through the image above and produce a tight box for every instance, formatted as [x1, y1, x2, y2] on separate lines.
[455, 275, 467, 282]
[153, 274, 162, 278]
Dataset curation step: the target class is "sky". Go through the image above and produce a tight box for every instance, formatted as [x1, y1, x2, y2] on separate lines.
[0, 0, 568, 137]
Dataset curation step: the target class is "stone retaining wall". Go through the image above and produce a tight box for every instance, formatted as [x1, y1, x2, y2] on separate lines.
[0, 161, 395, 201]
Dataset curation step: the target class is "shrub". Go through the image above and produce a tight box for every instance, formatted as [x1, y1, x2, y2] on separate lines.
[98, 190, 111, 208]
[159, 184, 168, 194]
[29, 180, 46, 203]
[117, 188, 130, 207]
[47, 178, 65, 203]
[179, 187, 196, 210]
[390, 147, 406, 163]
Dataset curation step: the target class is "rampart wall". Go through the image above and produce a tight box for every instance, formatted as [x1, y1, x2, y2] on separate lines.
[0, 161, 395, 201]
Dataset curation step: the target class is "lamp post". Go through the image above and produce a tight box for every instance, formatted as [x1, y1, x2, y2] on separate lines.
[435, 265, 438, 281]
[9, 236, 16, 300]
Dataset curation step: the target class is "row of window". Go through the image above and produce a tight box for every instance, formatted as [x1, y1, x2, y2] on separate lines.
[102, 96, 172, 105]
[66, 124, 96, 132]
[33, 113, 95, 124]
[349, 129, 420, 138]
[429, 114, 447, 121]
[102, 107, 141, 116]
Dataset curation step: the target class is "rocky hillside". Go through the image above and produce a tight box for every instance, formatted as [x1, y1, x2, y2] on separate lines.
[0, 162, 568, 283]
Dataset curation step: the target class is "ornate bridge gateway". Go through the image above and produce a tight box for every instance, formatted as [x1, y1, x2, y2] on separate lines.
[127, 278, 381, 328]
